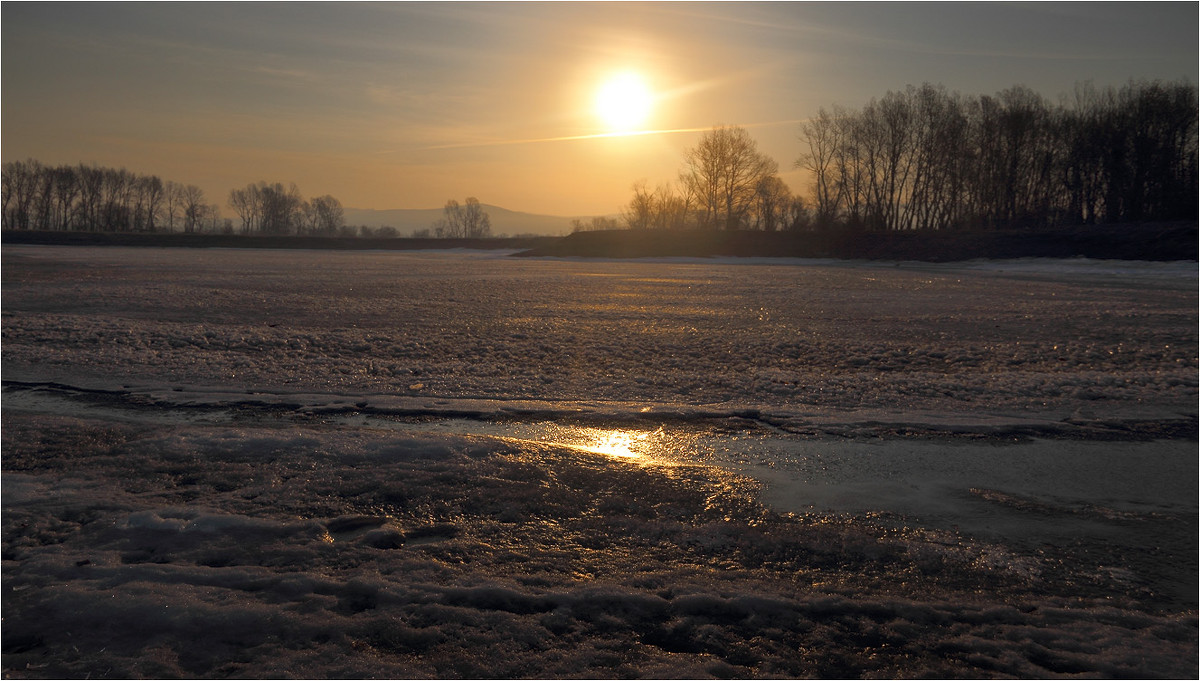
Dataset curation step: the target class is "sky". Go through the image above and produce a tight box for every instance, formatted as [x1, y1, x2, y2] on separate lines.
[3, 2, 1196, 217]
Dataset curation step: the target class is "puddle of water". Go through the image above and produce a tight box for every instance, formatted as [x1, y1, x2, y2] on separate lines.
[8, 387, 1194, 554]
[353, 417, 705, 463]
[354, 415, 1198, 555]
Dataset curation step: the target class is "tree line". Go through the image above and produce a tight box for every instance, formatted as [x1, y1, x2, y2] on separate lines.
[227, 182, 345, 235]
[1, 161, 492, 239]
[1, 161, 354, 236]
[622, 125, 810, 232]
[624, 79, 1196, 232]
[2, 161, 225, 233]
[7, 79, 1192, 236]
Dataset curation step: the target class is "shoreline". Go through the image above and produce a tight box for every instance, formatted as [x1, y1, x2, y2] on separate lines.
[518, 222, 1198, 262]
[4, 404, 1196, 678]
[3, 221, 1197, 262]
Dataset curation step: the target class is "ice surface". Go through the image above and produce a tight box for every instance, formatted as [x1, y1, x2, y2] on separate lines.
[3, 246, 1197, 678]
[2, 412, 1200, 676]
[3, 246, 1195, 414]
[3, 412, 1197, 678]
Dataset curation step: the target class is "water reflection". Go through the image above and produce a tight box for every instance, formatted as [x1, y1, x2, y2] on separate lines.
[554, 429, 652, 460]
[543, 426, 660, 459]
[346, 414, 690, 464]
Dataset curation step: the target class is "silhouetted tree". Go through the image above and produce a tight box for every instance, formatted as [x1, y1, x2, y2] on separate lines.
[753, 175, 791, 231]
[1, 159, 41, 229]
[134, 175, 164, 232]
[259, 182, 304, 235]
[228, 184, 260, 234]
[571, 216, 622, 232]
[50, 165, 80, 231]
[433, 197, 491, 238]
[1, 161, 226, 233]
[75, 165, 106, 231]
[228, 181, 335, 235]
[681, 126, 779, 230]
[795, 79, 1197, 231]
[783, 195, 813, 232]
[622, 180, 696, 230]
[622, 181, 655, 229]
[180, 184, 207, 233]
[304, 194, 345, 235]
[162, 181, 186, 232]
[797, 109, 846, 229]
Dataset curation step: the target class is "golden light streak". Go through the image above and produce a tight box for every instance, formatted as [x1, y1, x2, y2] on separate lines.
[422, 119, 810, 150]
[574, 429, 649, 459]
[423, 126, 711, 150]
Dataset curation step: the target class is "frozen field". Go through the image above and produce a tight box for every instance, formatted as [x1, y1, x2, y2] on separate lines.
[2, 245, 1197, 678]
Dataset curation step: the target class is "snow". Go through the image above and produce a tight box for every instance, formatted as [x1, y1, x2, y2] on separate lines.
[3, 246, 1195, 414]
[2, 245, 1197, 678]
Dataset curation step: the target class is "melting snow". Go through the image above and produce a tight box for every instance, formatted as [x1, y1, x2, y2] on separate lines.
[2, 246, 1196, 678]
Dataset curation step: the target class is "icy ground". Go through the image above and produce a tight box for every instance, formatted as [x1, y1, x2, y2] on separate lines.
[2, 246, 1196, 414]
[2, 245, 1197, 678]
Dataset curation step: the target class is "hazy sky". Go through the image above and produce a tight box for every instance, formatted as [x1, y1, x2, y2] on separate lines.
[3, 2, 1196, 216]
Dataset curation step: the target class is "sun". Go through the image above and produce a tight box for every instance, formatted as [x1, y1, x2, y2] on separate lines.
[594, 72, 653, 133]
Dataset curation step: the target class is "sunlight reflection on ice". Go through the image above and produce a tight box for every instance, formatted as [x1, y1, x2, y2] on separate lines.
[448, 423, 705, 463]
[335, 415, 697, 464]
[567, 428, 648, 458]
[541, 426, 664, 459]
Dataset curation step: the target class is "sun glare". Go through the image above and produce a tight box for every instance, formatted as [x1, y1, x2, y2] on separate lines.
[594, 72, 653, 133]
[578, 429, 648, 458]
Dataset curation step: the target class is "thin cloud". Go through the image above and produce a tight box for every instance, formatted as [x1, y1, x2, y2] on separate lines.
[654, 4, 1145, 63]
[421, 119, 812, 151]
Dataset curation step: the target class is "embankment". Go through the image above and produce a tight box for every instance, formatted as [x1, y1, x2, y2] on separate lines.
[3, 221, 1196, 262]
[516, 222, 1198, 262]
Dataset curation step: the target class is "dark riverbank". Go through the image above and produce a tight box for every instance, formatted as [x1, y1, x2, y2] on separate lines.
[3, 221, 1196, 262]
[517, 222, 1198, 262]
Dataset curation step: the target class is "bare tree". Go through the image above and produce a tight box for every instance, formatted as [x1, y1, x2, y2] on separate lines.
[228, 185, 260, 234]
[75, 165, 106, 231]
[32, 166, 56, 231]
[432, 199, 459, 237]
[179, 184, 207, 233]
[783, 195, 812, 232]
[132, 175, 163, 232]
[433, 197, 491, 238]
[50, 165, 80, 231]
[752, 175, 791, 231]
[0, 163, 14, 228]
[2, 159, 43, 229]
[682, 126, 779, 230]
[798, 109, 847, 229]
[622, 181, 655, 229]
[308, 194, 345, 235]
[258, 182, 304, 235]
[571, 216, 621, 232]
[461, 197, 491, 238]
[161, 181, 186, 232]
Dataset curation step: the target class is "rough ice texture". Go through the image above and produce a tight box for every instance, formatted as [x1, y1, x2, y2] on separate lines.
[3, 413, 1196, 679]
[2, 246, 1196, 417]
[2, 246, 1197, 678]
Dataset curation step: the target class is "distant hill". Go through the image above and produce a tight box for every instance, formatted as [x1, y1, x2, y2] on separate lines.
[343, 205, 601, 237]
